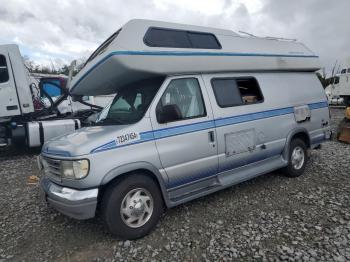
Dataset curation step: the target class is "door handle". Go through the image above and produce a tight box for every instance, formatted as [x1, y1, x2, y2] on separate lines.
[208, 131, 215, 143]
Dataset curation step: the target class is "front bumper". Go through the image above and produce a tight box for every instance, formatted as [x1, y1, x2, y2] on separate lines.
[40, 176, 98, 220]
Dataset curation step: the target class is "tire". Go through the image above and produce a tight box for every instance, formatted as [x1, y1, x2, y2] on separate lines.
[101, 173, 164, 240]
[283, 138, 308, 177]
[343, 96, 350, 107]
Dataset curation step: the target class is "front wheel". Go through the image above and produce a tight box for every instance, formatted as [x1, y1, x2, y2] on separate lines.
[101, 174, 164, 240]
[283, 138, 308, 177]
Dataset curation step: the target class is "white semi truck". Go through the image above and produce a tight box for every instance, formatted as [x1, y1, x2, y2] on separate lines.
[0, 44, 106, 148]
[335, 67, 350, 105]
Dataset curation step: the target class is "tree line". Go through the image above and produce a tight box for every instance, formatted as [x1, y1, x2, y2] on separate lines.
[23, 56, 86, 76]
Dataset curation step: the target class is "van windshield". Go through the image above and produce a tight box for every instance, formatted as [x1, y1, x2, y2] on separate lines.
[95, 77, 164, 125]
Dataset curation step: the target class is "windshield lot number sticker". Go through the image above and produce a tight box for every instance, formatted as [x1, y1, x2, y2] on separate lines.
[116, 132, 140, 145]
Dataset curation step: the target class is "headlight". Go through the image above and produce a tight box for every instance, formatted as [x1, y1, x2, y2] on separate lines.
[61, 159, 89, 179]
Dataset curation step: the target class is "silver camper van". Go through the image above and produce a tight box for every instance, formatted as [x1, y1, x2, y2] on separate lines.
[38, 20, 331, 239]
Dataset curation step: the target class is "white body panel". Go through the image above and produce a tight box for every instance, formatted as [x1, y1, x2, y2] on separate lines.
[336, 73, 350, 96]
[27, 119, 80, 147]
[70, 19, 321, 96]
[0, 45, 34, 117]
[0, 45, 34, 118]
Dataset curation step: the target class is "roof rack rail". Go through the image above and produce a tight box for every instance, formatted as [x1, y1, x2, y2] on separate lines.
[264, 36, 297, 42]
[238, 31, 297, 42]
[238, 31, 258, 38]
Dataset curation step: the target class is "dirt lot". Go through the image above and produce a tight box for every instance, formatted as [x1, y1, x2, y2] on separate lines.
[0, 108, 349, 261]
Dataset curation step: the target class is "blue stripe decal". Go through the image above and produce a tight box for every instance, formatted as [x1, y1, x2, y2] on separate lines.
[153, 120, 215, 139]
[71, 50, 319, 91]
[215, 107, 294, 127]
[90, 101, 328, 154]
[308, 101, 328, 110]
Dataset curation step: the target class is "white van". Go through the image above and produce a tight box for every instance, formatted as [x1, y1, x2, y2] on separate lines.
[39, 19, 331, 239]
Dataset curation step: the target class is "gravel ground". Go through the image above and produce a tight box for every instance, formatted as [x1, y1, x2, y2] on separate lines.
[0, 108, 349, 262]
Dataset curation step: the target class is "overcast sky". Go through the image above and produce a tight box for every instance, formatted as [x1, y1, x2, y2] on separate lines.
[0, 0, 349, 74]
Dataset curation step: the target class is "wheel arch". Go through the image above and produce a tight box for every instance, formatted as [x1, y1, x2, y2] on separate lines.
[99, 162, 170, 207]
[282, 128, 311, 161]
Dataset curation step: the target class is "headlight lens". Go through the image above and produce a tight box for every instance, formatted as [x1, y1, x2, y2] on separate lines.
[61, 159, 89, 179]
[73, 160, 90, 179]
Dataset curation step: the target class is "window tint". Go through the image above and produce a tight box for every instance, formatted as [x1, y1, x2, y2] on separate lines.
[188, 32, 221, 49]
[212, 78, 263, 108]
[347, 68, 350, 73]
[341, 69, 346, 74]
[145, 28, 191, 48]
[144, 27, 221, 49]
[212, 79, 243, 107]
[157, 78, 206, 122]
[0, 55, 9, 83]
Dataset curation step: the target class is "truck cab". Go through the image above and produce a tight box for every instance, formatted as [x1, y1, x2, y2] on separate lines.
[0, 44, 104, 147]
[0, 45, 34, 120]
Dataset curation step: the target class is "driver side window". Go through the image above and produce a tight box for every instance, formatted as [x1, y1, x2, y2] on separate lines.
[157, 78, 206, 123]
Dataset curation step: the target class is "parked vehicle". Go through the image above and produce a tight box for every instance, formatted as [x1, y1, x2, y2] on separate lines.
[333, 69, 350, 106]
[38, 19, 331, 239]
[0, 44, 105, 148]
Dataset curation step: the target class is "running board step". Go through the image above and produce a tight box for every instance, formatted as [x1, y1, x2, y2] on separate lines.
[218, 155, 286, 186]
[168, 176, 221, 202]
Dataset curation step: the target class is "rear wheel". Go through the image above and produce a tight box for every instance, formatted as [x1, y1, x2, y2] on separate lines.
[283, 138, 308, 177]
[101, 174, 164, 239]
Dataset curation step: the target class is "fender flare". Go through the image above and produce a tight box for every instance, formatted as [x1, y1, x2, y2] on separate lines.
[282, 127, 311, 162]
[100, 161, 171, 206]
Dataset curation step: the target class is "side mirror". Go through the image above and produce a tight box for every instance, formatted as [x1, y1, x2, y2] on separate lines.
[157, 104, 183, 124]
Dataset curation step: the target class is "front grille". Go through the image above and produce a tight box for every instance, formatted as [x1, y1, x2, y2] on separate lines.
[43, 157, 61, 178]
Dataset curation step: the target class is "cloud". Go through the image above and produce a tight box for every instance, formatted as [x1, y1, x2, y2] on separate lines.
[256, 0, 350, 72]
[0, 0, 348, 73]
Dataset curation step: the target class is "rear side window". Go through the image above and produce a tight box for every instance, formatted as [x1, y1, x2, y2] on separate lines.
[144, 27, 221, 49]
[187, 32, 220, 49]
[144, 28, 191, 48]
[211, 78, 263, 108]
[0, 55, 9, 83]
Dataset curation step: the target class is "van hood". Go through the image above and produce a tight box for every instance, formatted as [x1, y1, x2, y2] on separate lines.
[42, 125, 128, 157]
